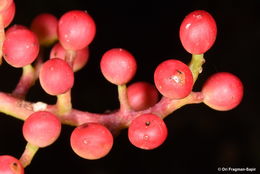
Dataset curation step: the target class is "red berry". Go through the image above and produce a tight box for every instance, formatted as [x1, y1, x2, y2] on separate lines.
[70, 123, 113, 160]
[0, 155, 24, 174]
[50, 42, 89, 72]
[30, 13, 58, 46]
[58, 10, 96, 50]
[0, 0, 13, 12]
[128, 114, 168, 150]
[202, 72, 244, 111]
[0, 1, 15, 28]
[100, 48, 137, 85]
[3, 25, 39, 68]
[22, 111, 61, 148]
[179, 10, 217, 54]
[5, 24, 27, 34]
[154, 59, 193, 99]
[39, 58, 74, 95]
[127, 81, 159, 111]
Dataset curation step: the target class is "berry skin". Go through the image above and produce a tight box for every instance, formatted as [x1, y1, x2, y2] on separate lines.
[128, 114, 168, 150]
[4, 24, 27, 34]
[179, 10, 217, 54]
[58, 10, 96, 50]
[70, 123, 113, 160]
[202, 72, 244, 111]
[154, 59, 193, 99]
[30, 13, 58, 46]
[3, 25, 39, 68]
[100, 48, 137, 85]
[50, 42, 89, 72]
[127, 81, 159, 111]
[22, 111, 61, 148]
[0, 1, 15, 28]
[39, 58, 74, 95]
[0, 155, 24, 174]
[0, 0, 13, 12]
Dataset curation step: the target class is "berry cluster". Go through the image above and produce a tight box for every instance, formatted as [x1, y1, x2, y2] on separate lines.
[0, 1, 244, 173]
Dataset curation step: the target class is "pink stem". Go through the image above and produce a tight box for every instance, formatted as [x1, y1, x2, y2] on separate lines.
[12, 50, 44, 98]
[12, 65, 36, 98]
[0, 91, 203, 135]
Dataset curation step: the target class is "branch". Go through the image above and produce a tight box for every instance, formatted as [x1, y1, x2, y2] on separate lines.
[0, 91, 203, 135]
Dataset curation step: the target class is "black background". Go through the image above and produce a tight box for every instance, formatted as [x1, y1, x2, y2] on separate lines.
[0, 0, 259, 173]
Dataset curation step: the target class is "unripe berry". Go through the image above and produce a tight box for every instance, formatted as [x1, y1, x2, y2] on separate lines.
[70, 123, 113, 160]
[0, 155, 24, 174]
[0, 1, 15, 28]
[127, 81, 159, 111]
[30, 13, 58, 46]
[128, 114, 168, 150]
[179, 10, 217, 54]
[100, 48, 137, 85]
[39, 58, 74, 95]
[50, 42, 89, 72]
[22, 111, 61, 148]
[3, 25, 39, 68]
[58, 10, 96, 50]
[154, 59, 193, 99]
[202, 72, 244, 111]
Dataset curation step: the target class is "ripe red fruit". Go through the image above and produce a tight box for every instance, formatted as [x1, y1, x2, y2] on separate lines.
[3, 25, 39, 68]
[100, 48, 137, 85]
[58, 10, 96, 50]
[128, 114, 168, 150]
[179, 10, 217, 54]
[154, 59, 193, 99]
[70, 123, 113, 160]
[22, 111, 61, 148]
[39, 58, 74, 95]
[30, 13, 58, 46]
[0, 155, 24, 174]
[202, 72, 244, 111]
[4, 24, 26, 34]
[50, 42, 89, 72]
[0, 1, 15, 28]
[127, 81, 159, 111]
[0, 0, 13, 12]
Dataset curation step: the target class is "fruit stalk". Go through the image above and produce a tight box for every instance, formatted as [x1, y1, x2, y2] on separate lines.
[56, 90, 72, 115]
[12, 64, 36, 98]
[118, 84, 131, 112]
[54, 49, 76, 115]
[19, 142, 39, 168]
[189, 54, 205, 82]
